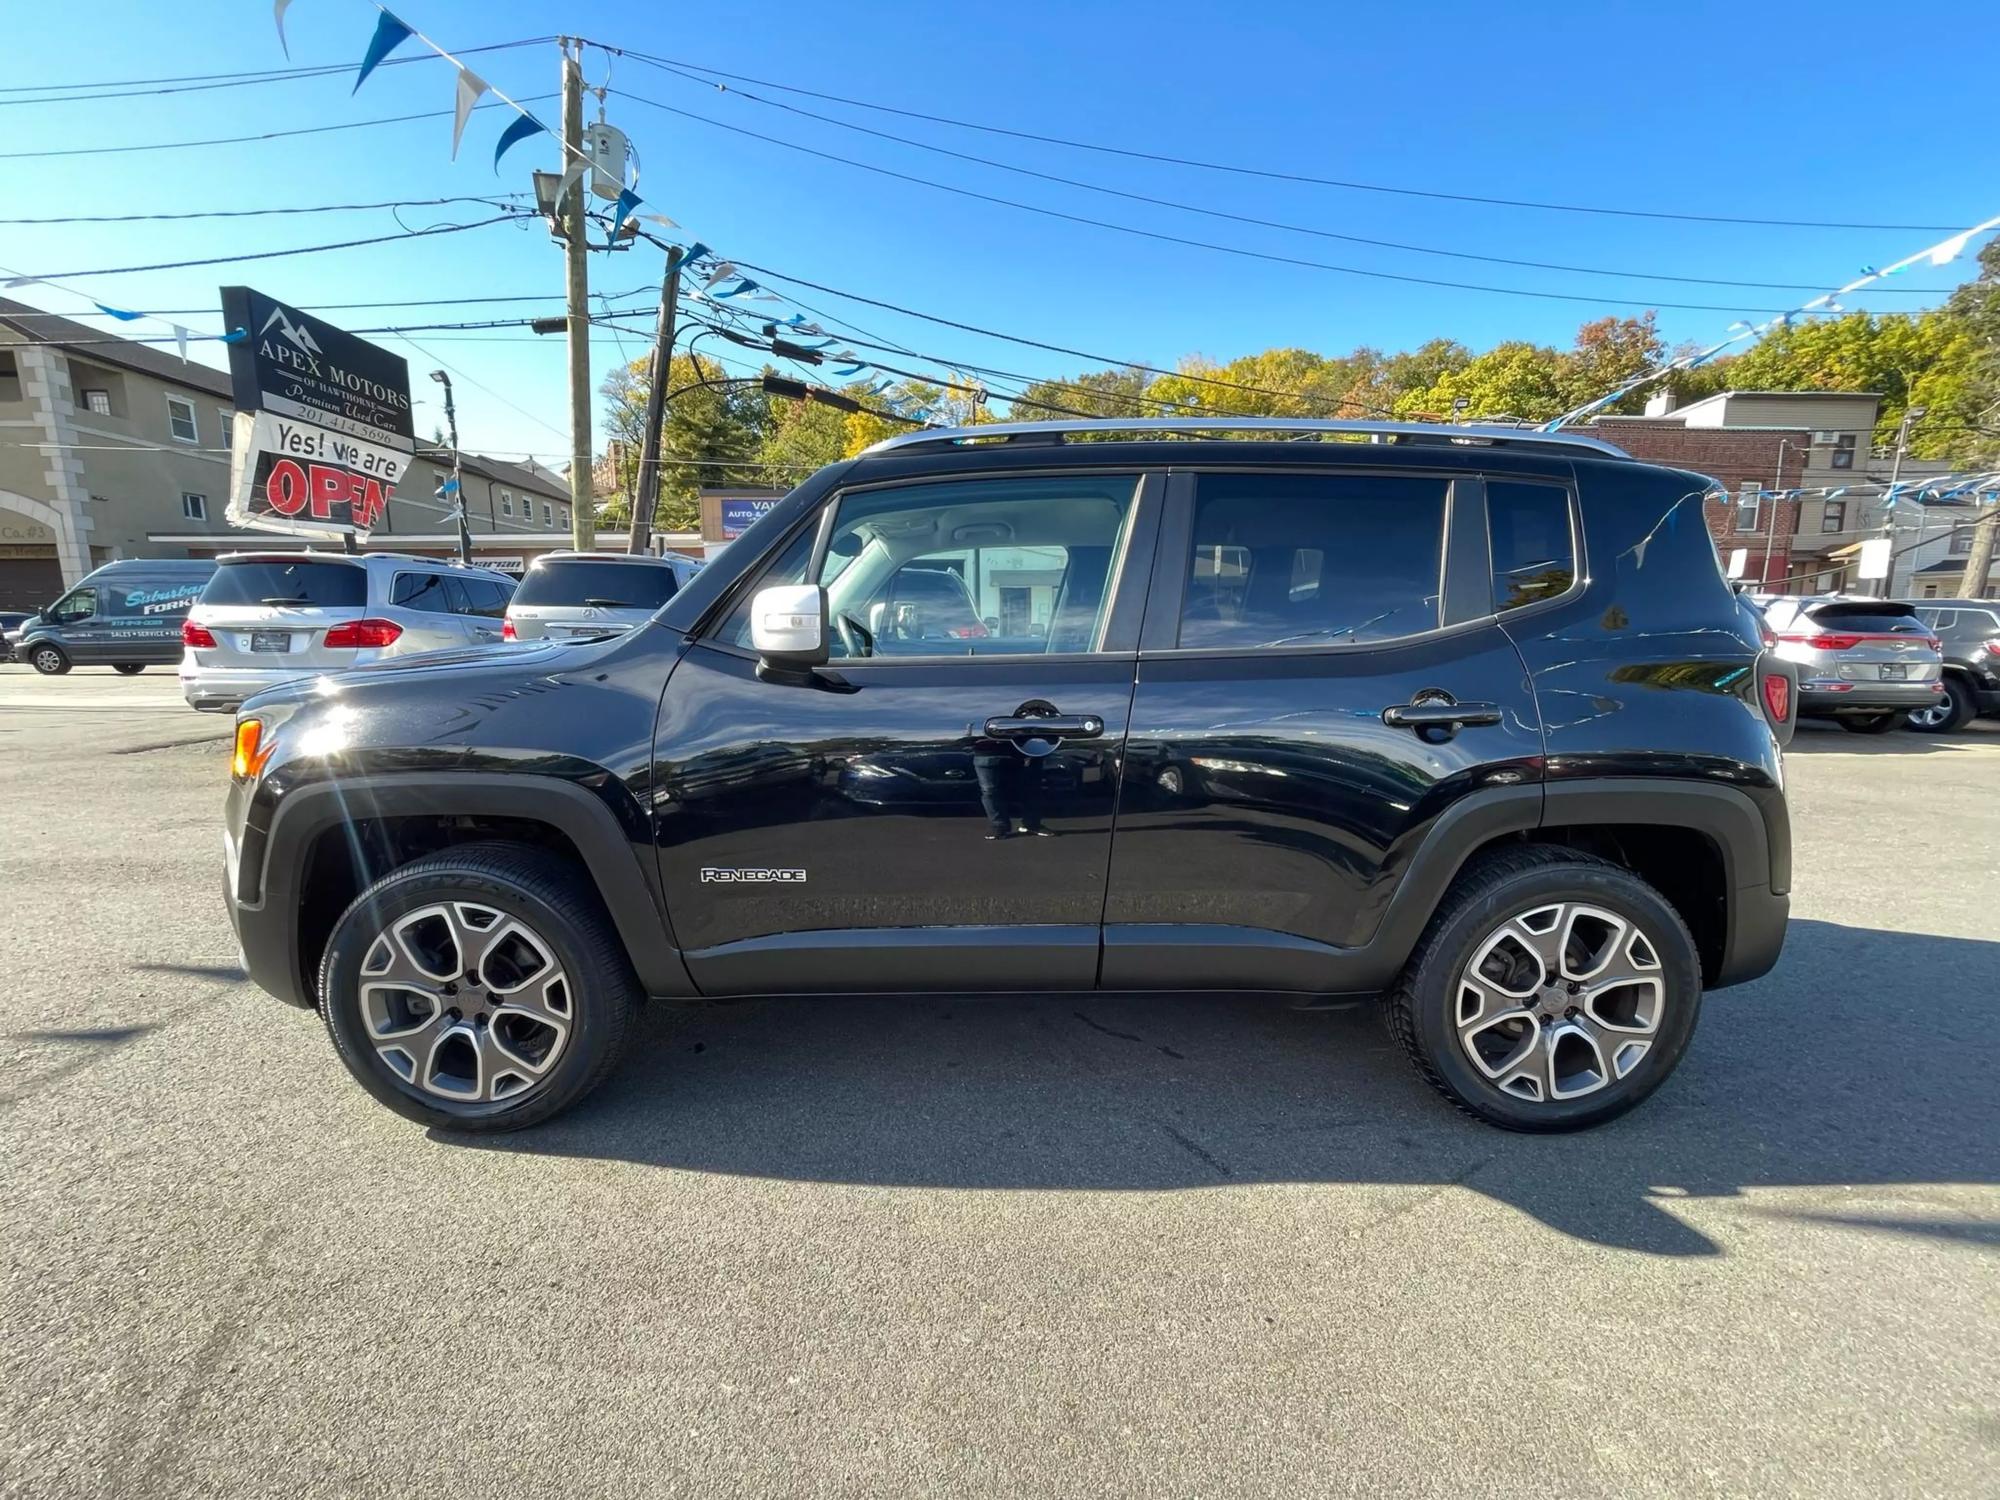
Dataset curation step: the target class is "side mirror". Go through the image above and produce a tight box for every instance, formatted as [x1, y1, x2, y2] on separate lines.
[750, 583, 829, 670]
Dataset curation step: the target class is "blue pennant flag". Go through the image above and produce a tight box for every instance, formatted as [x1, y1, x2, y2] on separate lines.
[606, 187, 641, 247]
[492, 112, 545, 171]
[94, 303, 143, 322]
[354, 10, 414, 94]
[218, 327, 248, 343]
[832, 363, 867, 377]
[713, 277, 760, 300]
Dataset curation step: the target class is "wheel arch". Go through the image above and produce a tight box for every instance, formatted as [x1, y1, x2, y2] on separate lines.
[240, 772, 693, 1007]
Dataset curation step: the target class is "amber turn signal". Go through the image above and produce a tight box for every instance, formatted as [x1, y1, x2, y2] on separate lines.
[232, 719, 274, 780]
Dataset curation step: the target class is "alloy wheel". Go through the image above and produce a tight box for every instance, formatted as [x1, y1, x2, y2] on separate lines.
[1453, 901, 1665, 1104]
[356, 901, 573, 1104]
[1907, 701, 1953, 730]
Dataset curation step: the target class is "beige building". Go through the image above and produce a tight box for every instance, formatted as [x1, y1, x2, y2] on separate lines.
[0, 299, 583, 608]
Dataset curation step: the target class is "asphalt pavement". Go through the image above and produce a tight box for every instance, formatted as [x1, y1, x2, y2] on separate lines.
[3, 662, 1996, 1498]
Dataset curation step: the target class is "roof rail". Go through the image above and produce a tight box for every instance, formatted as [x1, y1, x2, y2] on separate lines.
[861, 417, 1630, 459]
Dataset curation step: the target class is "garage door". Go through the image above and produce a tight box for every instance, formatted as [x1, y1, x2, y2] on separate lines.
[0, 556, 65, 612]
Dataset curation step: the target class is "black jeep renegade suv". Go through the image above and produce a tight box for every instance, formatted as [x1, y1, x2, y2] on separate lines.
[220, 420, 1795, 1133]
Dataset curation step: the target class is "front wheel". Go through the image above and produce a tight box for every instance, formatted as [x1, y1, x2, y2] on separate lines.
[1386, 847, 1702, 1132]
[1838, 712, 1905, 734]
[28, 643, 70, 676]
[1906, 678, 1973, 733]
[111, 662, 145, 676]
[318, 842, 640, 1131]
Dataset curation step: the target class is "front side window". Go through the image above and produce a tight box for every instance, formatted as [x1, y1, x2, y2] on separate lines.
[50, 588, 96, 622]
[1178, 473, 1447, 649]
[1487, 481, 1575, 611]
[167, 397, 198, 444]
[391, 572, 455, 613]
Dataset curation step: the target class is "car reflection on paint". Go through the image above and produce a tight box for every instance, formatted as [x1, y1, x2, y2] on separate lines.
[836, 745, 1087, 811]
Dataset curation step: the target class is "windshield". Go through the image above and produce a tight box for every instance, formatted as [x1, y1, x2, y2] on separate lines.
[202, 561, 367, 608]
[512, 560, 679, 610]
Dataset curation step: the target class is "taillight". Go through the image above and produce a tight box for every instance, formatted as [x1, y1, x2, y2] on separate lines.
[947, 622, 990, 639]
[182, 619, 217, 649]
[501, 618, 517, 641]
[1985, 638, 2000, 658]
[1805, 633, 1862, 650]
[322, 618, 403, 649]
[1761, 673, 1791, 724]
[232, 718, 274, 780]
[1923, 636, 1941, 653]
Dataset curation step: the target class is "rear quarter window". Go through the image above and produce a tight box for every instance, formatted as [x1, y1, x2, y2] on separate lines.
[202, 561, 367, 608]
[1487, 481, 1576, 611]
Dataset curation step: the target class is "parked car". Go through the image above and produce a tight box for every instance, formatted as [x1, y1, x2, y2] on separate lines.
[1903, 601, 2000, 732]
[1760, 595, 1944, 733]
[179, 552, 515, 712]
[502, 551, 701, 642]
[0, 610, 33, 664]
[12, 558, 216, 676]
[219, 418, 1795, 1135]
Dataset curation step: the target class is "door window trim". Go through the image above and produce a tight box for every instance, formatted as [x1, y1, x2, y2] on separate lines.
[699, 468, 1166, 663]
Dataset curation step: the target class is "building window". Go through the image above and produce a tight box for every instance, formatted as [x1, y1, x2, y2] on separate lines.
[1830, 434, 1857, 470]
[1821, 501, 1847, 533]
[1735, 484, 1761, 534]
[181, 493, 207, 521]
[166, 396, 198, 444]
[83, 388, 112, 416]
[1950, 529, 1974, 556]
[218, 409, 233, 451]
[543, 501, 553, 525]
[500, 490, 513, 517]
[0, 352, 20, 403]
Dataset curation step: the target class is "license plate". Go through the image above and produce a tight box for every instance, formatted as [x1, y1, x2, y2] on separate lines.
[1879, 664, 1908, 680]
[249, 630, 292, 654]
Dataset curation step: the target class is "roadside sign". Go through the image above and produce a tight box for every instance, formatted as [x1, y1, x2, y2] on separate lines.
[1856, 537, 1892, 581]
[220, 286, 413, 541]
[719, 496, 782, 538]
[1725, 548, 1748, 579]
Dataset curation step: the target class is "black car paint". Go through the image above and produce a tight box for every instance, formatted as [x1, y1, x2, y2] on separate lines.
[225, 438, 1789, 1010]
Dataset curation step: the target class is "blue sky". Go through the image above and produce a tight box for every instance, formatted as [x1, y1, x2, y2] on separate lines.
[3, 0, 1996, 460]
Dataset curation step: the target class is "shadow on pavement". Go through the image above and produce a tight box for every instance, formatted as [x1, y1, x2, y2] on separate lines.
[1787, 719, 1999, 754]
[450, 919, 2000, 1257]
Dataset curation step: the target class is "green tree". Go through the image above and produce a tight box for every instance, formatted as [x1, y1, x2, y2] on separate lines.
[599, 353, 765, 534]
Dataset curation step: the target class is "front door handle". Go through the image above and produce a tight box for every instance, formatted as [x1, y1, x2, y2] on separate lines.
[985, 713, 1105, 740]
[1382, 699, 1502, 731]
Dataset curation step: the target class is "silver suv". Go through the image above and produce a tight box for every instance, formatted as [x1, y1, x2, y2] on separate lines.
[502, 551, 700, 642]
[1762, 595, 1943, 734]
[179, 552, 515, 712]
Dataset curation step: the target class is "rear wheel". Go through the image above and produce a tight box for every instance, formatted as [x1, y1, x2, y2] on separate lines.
[28, 643, 69, 676]
[1839, 712, 1904, 734]
[1906, 677, 1973, 733]
[1386, 847, 1702, 1132]
[318, 842, 640, 1131]
[111, 662, 145, 676]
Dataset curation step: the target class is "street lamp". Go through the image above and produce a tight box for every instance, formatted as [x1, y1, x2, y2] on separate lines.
[429, 370, 471, 565]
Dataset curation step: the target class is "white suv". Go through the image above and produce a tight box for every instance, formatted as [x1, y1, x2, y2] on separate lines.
[179, 552, 516, 712]
[502, 550, 701, 642]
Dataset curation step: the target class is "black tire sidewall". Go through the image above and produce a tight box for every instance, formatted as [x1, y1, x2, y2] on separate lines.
[1405, 863, 1703, 1131]
[320, 860, 627, 1131]
[112, 663, 144, 675]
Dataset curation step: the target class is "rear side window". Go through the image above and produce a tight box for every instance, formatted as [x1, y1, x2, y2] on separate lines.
[1178, 473, 1447, 648]
[513, 560, 679, 610]
[1487, 481, 1575, 611]
[460, 577, 513, 618]
[203, 561, 367, 608]
[391, 572, 456, 614]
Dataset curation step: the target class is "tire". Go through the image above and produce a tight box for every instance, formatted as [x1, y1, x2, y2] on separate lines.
[1838, 712, 1904, 734]
[1385, 846, 1703, 1133]
[318, 841, 641, 1131]
[28, 643, 70, 676]
[1906, 677, 1973, 733]
[111, 662, 145, 676]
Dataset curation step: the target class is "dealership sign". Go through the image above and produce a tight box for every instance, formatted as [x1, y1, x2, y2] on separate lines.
[220, 285, 413, 539]
[718, 496, 783, 538]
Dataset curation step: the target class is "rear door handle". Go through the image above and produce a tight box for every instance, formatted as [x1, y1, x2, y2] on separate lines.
[985, 713, 1105, 740]
[1382, 699, 1502, 730]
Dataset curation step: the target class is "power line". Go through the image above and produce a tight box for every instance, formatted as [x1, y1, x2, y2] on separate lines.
[601, 46, 1968, 235]
[7, 214, 527, 281]
[625, 59, 1935, 296]
[0, 93, 556, 160]
[613, 90, 1824, 316]
[0, 193, 527, 226]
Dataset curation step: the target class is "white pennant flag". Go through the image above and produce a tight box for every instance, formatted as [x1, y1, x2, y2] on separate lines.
[638, 212, 679, 230]
[451, 69, 489, 161]
[273, 0, 294, 57]
[1929, 231, 1973, 268]
[702, 261, 738, 290]
[557, 160, 586, 211]
[173, 326, 189, 363]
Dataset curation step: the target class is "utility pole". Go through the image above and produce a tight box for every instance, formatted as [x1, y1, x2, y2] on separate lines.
[429, 369, 470, 564]
[627, 244, 683, 556]
[1871, 406, 1924, 597]
[560, 38, 595, 551]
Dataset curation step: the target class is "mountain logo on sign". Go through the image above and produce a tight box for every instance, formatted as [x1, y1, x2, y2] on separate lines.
[257, 305, 322, 359]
